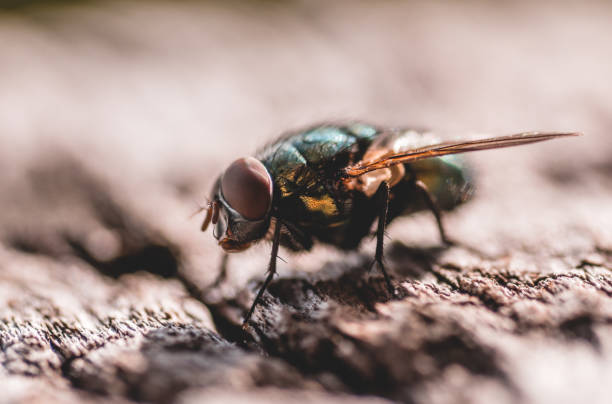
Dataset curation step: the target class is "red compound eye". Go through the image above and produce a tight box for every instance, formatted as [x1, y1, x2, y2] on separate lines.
[221, 157, 272, 220]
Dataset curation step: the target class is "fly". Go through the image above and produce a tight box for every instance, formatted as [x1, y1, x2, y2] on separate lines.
[200, 123, 578, 327]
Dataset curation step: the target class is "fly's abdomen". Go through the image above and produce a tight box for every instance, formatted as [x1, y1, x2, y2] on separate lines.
[409, 154, 474, 211]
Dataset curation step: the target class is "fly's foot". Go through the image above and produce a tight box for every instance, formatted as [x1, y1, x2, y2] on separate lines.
[370, 259, 397, 298]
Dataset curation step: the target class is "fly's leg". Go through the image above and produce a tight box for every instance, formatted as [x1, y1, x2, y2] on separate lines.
[371, 181, 396, 297]
[242, 219, 283, 329]
[413, 179, 453, 245]
[211, 253, 229, 287]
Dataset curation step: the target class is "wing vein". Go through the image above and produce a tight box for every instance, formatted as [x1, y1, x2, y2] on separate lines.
[343, 131, 580, 177]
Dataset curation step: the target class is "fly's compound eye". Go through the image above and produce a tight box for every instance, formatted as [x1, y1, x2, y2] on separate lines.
[221, 157, 273, 220]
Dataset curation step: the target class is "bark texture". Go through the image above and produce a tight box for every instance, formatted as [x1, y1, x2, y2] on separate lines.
[1, 1, 611, 403]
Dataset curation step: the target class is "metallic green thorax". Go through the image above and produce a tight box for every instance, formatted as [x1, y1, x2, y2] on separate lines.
[256, 123, 473, 249]
[257, 125, 375, 225]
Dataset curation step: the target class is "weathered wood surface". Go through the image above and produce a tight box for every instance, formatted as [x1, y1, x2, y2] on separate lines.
[1, 1, 612, 403]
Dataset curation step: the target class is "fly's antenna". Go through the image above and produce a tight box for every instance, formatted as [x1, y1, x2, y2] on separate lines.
[199, 200, 220, 232]
[188, 199, 218, 232]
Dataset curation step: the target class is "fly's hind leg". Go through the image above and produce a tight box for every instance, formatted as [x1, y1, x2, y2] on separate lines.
[371, 181, 396, 297]
[413, 179, 453, 245]
[242, 219, 283, 329]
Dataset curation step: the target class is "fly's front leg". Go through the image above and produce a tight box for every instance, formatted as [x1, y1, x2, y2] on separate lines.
[242, 218, 283, 329]
[413, 180, 453, 245]
[371, 181, 396, 297]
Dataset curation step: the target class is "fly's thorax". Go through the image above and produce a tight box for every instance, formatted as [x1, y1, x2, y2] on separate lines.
[256, 127, 370, 228]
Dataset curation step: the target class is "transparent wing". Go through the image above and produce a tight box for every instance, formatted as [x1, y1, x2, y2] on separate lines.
[343, 131, 580, 178]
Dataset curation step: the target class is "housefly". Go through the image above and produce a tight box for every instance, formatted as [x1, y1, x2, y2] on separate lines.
[200, 123, 578, 327]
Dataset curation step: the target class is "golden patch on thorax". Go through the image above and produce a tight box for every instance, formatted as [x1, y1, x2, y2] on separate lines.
[299, 194, 339, 217]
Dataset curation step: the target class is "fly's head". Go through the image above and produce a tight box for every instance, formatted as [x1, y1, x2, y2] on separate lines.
[202, 157, 273, 253]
